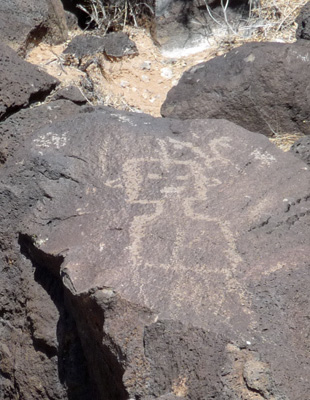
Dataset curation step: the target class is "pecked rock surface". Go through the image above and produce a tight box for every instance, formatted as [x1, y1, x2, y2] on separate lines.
[0, 106, 310, 399]
[0, 43, 59, 121]
[161, 41, 310, 137]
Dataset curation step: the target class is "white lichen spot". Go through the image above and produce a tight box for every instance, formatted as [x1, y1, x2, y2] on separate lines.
[250, 149, 276, 166]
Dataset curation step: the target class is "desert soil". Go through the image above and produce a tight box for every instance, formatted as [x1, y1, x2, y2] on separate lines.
[27, 27, 228, 117]
[26, 13, 305, 149]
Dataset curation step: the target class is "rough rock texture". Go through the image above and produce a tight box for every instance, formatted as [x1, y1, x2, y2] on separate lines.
[0, 99, 93, 400]
[296, 1, 310, 40]
[52, 86, 87, 104]
[0, 0, 68, 55]
[0, 43, 59, 121]
[290, 136, 310, 165]
[154, 0, 249, 52]
[63, 32, 138, 67]
[1, 105, 309, 399]
[161, 41, 310, 136]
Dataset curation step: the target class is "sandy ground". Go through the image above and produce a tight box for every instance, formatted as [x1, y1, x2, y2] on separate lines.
[26, 27, 233, 117]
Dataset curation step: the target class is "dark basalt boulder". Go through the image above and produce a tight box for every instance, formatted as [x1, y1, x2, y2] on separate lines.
[0, 43, 59, 121]
[0, 0, 68, 56]
[63, 32, 138, 68]
[290, 136, 310, 166]
[296, 1, 310, 41]
[1, 105, 309, 399]
[161, 41, 310, 137]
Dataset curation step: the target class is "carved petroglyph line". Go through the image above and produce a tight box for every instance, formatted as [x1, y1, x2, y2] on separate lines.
[33, 131, 67, 149]
[99, 139, 110, 178]
[119, 137, 251, 317]
[157, 139, 172, 168]
[127, 202, 164, 266]
[168, 135, 234, 168]
[250, 148, 276, 166]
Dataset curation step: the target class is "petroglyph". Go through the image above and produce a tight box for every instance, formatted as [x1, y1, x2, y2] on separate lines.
[250, 148, 276, 166]
[120, 135, 251, 318]
[33, 131, 67, 149]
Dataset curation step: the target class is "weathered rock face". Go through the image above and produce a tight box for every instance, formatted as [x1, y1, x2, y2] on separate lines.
[0, 98, 95, 400]
[290, 136, 310, 165]
[1, 105, 309, 399]
[0, 43, 59, 121]
[154, 0, 249, 52]
[161, 41, 310, 137]
[0, 0, 68, 55]
[296, 1, 310, 41]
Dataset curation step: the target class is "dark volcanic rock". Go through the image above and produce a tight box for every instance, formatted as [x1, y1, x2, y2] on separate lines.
[52, 85, 87, 104]
[296, 1, 310, 40]
[0, 43, 59, 121]
[1, 106, 309, 399]
[63, 35, 106, 60]
[161, 41, 310, 137]
[290, 136, 310, 165]
[0, 100, 93, 400]
[102, 32, 139, 59]
[63, 32, 138, 66]
[0, 0, 68, 55]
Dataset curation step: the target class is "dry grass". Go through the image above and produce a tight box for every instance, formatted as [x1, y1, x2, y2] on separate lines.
[77, 0, 155, 31]
[172, 376, 189, 397]
[269, 132, 305, 152]
[248, 0, 308, 42]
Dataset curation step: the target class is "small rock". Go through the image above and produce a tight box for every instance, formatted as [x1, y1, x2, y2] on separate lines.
[141, 75, 150, 82]
[120, 80, 129, 88]
[140, 61, 151, 70]
[63, 32, 138, 65]
[52, 85, 87, 104]
[161, 67, 173, 79]
[290, 136, 310, 165]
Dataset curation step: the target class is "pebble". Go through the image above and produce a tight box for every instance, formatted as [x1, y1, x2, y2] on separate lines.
[141, 74, 150, 82]
[160, 67, 173, 79]
[140, 61, 151, 70]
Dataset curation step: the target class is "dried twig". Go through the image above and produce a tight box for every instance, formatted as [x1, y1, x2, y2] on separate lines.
[76, 0, 154, 31]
